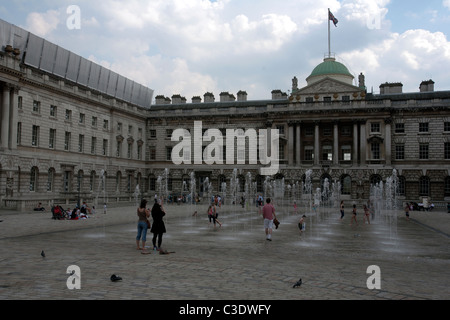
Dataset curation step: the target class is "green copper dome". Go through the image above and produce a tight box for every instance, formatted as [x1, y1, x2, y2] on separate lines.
[305, 57, 354, 86]
[309, 58, 353, 77]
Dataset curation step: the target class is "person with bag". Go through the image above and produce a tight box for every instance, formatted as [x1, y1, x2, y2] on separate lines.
[151, 198, 167, 251]
[136, 199, 150, 253]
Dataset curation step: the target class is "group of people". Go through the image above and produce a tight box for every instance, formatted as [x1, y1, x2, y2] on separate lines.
[136, 198, 166, 254]
[49, 201, 96, 220]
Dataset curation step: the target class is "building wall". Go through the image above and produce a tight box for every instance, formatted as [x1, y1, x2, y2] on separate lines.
[1, 52, 450, 211]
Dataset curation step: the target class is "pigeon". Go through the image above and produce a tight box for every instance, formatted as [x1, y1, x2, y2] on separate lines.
[110, 274, 122, 282]
[41, 250, 45, 258]
[293, 278, 302, 288]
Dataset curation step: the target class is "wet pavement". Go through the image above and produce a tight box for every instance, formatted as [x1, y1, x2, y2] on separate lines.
[0, 202, 449, 300]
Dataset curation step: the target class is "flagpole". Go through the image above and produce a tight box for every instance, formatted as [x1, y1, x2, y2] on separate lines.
[328, 8, 331, 58]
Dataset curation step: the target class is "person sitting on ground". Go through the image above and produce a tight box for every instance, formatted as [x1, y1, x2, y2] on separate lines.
[34, 202, 45, 211]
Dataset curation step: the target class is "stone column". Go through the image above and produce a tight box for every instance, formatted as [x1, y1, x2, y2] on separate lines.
[353, 121, 359, 165]
[296, 122, 301, 166]
[288, 122, 294, 166]
[9, 86, 18, 150]
[360, 120, 366, 165]
[1, 84, 11, 149]
[314, 121, 320, 166]
[333, 121, 339, 165]
[385, 118, 392, 165]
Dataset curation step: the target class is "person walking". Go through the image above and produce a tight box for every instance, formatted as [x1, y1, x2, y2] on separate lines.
[350, 204, 358, 226]
[405, 203, 410, 221]
[136, 199, 150, 253]
[340, 200, 345, 220]
[151, 199, 167, 251]
[298, 215, 306, 233]
[262, 198, 277, 241]
[363, 204, 370, 224]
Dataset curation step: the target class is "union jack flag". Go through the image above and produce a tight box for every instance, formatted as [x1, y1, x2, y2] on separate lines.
[329, 10, 338, 27]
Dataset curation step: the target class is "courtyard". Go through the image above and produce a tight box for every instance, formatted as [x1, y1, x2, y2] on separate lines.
[0, 201, 449, 302]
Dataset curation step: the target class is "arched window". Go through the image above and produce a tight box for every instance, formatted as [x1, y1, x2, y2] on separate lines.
[370, 174, 382, 186]
[397, 176, 406, 196]
[90, 171, 96, 192]
[47, 168, 55, 192]
[77, 170, 83, 192]
[341, 175, 351, 195]
[321, 174, 332, 191]
[116, 171, 122, 192]
[445, 176, 450, 197]
[419, 176, 430, 196]
[218, 175, 227, 192]
[30, 167, 38, 192]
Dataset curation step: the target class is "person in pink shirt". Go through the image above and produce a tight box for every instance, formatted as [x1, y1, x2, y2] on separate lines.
[262, 198, 277, 241]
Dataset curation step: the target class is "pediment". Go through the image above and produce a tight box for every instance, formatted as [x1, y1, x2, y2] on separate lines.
[295, 77, 363, 95]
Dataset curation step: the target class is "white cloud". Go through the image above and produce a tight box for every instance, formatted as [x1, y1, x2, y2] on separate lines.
[444, 0, 450, 10]
[13, 0, 450, 99]
[25, 10, 60, 37]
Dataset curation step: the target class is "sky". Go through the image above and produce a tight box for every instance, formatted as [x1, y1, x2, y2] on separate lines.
[1, 0, 450, 102]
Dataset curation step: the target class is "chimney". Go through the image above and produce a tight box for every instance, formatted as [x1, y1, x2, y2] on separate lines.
[420, 80, 434, 92]
[272, 89, 287, 100]
[237, 90, 247, 102]
[379, 82, 403, 94]
[170, 94, 187, 104]
[204, 92, 215, 103]
[220, 92, 232, 102]
[155, 95, 166, 105]
[192, 96, 202, 104]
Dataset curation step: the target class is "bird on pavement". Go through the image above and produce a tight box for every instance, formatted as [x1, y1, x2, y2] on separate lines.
[41, 250, 45, 258]
[293, 278, 302, 288]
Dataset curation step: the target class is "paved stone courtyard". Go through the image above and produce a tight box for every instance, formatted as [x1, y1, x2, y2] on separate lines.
[0, 202, 449, 301]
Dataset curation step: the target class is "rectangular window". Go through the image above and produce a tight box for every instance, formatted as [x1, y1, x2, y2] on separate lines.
[445, 142, 450, 160]
[102, 139, 108, 156]
[395, 123, 405, 133]
[32, 125, 40, 146]
[149, 147, 156, 160]
[444, 122, 450, 132]
[64, 132, 71, 151]
[116, 141, 122, 157]
[166, 147, 172, 161]
[322, 146, 332, 161]
[276, 125, 285, 135]
[92, 116, 98, 127]
[395, 145, 405, 160]
[91, 137, 97, 155]
[419, 122, 429, 133]
[17, 122, 22, 145]
[78, 135, 84, 153]
[304, 147, 314, 161]
[371, 123, 380, 133]
[103, 120, 109, 130]
[150, 130, 157, 138]
[127, 143, 132, 159]
[50, 105, 57, 117]
[371, 142, 380, 159]
[32, 100, 40, 113]
[419, 143, 429, 159]
[49, 129, 56, 149]
[65, 110, 72, 121]
[137, 145, 142, 160]
[341, 145, 351, 161]
[79, 113, 85, 124]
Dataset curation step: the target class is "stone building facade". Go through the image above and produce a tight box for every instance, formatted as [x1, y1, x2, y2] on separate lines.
[1, 19, 450, 211]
